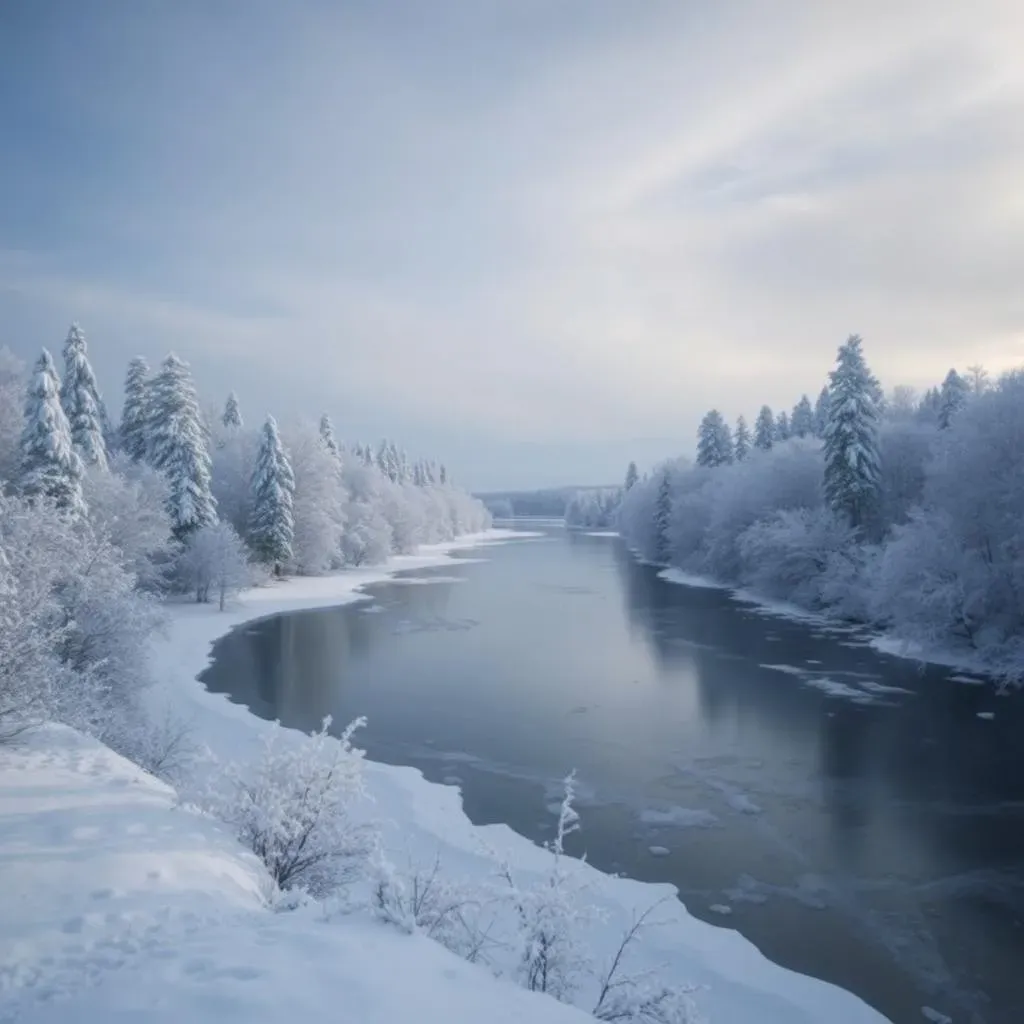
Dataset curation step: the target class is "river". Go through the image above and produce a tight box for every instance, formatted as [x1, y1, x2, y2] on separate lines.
[200, 523, 1024, 1024]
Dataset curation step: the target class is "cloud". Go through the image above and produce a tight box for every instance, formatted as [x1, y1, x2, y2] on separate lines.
[2, 1, 1024, 487]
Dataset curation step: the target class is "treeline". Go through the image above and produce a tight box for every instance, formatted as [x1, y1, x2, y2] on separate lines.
[618, 336, 1024, 681]
[0, 324, 489, 752]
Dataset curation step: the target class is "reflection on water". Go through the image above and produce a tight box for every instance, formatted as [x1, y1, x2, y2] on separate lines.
[201, 525, 1024, 1024]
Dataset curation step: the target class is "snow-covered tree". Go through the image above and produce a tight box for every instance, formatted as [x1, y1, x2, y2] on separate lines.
[285, 421, 345, 574]
[0, 347, 25, 486]
[966, 364, 989, 395]
[774, 410, 791, 442]
[753, 405, 774, 451]
[624, 461, 639, 491]
[222, 391, 243, 431]
[20, 350, 86, 516]
[790, 395, 814, 438]
[319, 413, 340, 458]
[653, 468, 672, 564]
[696, 410, 733, 468]
[178, 521, 251, 609]
[813, 387, 830, 438]
[937, 368, 969, 429]
[59, 324, 108, 471]
[823, 335, 881, 529]
[733, 415, 751, 461]
[248, 415, 295, 573]
[439, 464, 448, 485]
[120, 357, 151, 462]
[147, 354, 217, 539]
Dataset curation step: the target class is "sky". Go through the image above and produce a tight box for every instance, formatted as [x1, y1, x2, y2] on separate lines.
[2, 1, 1023, 491]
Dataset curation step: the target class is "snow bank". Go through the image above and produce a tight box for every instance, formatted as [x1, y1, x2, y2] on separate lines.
[0, 724, 589, 1024]
[3, 529, 891, 1023]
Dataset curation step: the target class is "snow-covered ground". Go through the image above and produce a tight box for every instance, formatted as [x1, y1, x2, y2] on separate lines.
[1, 529, 891, 1023]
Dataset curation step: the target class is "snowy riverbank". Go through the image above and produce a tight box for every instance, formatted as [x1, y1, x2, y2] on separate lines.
[2, 529, 890, 1023]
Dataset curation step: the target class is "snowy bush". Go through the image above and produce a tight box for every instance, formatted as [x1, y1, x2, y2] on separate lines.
[566, 489, 622, 529]
[200, 717, 374, 897]
[177, 521, 253, 608]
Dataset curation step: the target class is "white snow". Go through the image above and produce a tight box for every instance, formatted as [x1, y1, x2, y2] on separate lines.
[1, 528, 892, 1024]
[725, 793, 762, 815]
[387, 574, 468, 585]
[709, 905, 733, 916]
[648, 846, 671, 857]
[639, 807, 719, 829]
[657, 567, 728, 590]
[976, 711, 995, 720]
[584, 531, 620, 538]
[920, 1008, 952, 1024]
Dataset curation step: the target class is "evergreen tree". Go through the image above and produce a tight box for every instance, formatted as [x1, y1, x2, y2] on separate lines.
[754, 405, 775, 451]
[654, 468, 672, 564]
[733, 416, 751, 461]
[917, 386, 943, 425]
[624, 461, 639, 490]
[790, 395, 814, 438]
[439, 463, 448, 485]
[248, 415, 295, 574]
[222, 391, 243, 430]
[937, 369, 969, 429]
[120, 357, 150, 462]
[361, 444, 374, 468]
[813, 387, 830, 438]
[59, 323, 108, 471]
[20, 349, 86, 515]
[774, 410, 791, 442]
[318, 414, 339, 458]
[823, 334, 881, 529]
[148, 353, 217, 539]
[966, 364, 989, 395]
[696, 410, 734, 467]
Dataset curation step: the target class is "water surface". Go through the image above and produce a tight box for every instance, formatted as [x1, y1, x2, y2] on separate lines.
[201, 524, 1024, 1024]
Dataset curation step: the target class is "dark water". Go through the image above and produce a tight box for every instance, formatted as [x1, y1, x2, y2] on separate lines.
[201, 524, 1024, 1024]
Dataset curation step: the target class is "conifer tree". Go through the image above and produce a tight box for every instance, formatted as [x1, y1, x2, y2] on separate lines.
[624, 461, 639, 490]
[754, 405, 775, 451]
[248, 415, 295, 574]
[823, 334, 881, 529]
[59, 323, 108, 471]
[148, 353, 217, 539]
[318, 414, 339, 458]
[439, 463, 448, 485]
[775, 410, 791, 442]
[733, 416, 751, 461]
[937, 369, 969, 429]
[813, 387, 830, 438]
[222, 391, 243, 430]
[120, 357, 150, 462]
[790, 395, 814, 438]
[654, 468, 672, 564]
[20, 349, 86, 515]
[696, 410, 734, 467]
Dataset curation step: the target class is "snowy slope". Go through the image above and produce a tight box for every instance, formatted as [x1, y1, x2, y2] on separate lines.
[2, 531, 892, 1023]
[0, 724, 589, 1024]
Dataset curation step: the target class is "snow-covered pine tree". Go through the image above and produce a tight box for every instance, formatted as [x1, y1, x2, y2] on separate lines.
[222, 392, 243, 430]
[439, 463, 448, 485]
[147, 353, 218, 539]
[319, 414, 340, 458]
[59, 323, 108, 471]
[624, 461, 639, 490]
[120, 357, 150, 462]
[361, 444, 374, 468]
[248, 415, 295, 574]
[790, 395, 814, 438]
[733, 415, 751, 461]
[20, 349, 86, 515]
[696, 410, 734, 467]
[823, 334, 881, 529]
[813, 387, 830, 438]
[937, 369, 969, 429]
[754, 405, 775, 451]
[654, 468, 672, 564]
[775, 410, 791, 442]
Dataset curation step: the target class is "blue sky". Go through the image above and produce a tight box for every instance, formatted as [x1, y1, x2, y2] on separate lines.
[2, 1, 1023, 490]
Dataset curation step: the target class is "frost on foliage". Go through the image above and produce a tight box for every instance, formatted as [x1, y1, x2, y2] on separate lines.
[624, 461, 639, 491]
[248, 415, 295, 571]
[937, 368, 968, 430]
[120, 356, 151, 462]
[59, 323, 109, 471]
[147, 353, 217, 539]
[732, 416, 751, 462]
[790, 394, 814, 438]
[178, 521, 252, 609]
[199, 717, 373, 897]
[566, 488, 622, 529]
[753, 405, 774, 451]
[813, 386, 830, 438]
[823, 334, 881, 530]
[286, 421, 344, 574]
[774, 410, 790, 442]
[318, 413, 340, 459]
[20, 349, 86, 516]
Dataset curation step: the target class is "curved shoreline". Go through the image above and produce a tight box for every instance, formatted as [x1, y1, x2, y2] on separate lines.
[149, 528, 891, 1024]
